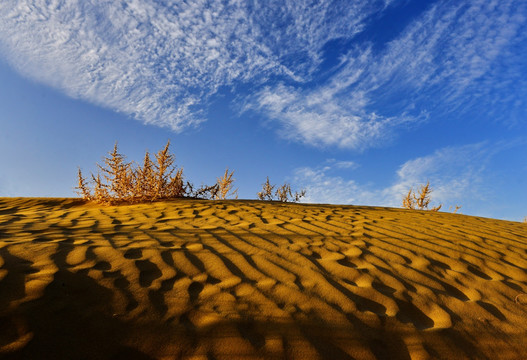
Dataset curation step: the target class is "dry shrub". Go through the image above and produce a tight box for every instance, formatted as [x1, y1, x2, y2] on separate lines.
[76, 168, 92, 200]
[293, 189, 307, 202]
[186, 183, 219, 200]
[275, 183, 292, 202]
[215, 168, 238, 200]
[92, 173, 110, 203]
[182, 168, 239, 201]
[76, 141, 224, 204]
[449, 205, 462, 214]
[402, 181, 442, 211]
[134, 152, 155, 201]
[153, 141, 180, 199]
[257, 177, 306, 203]
[257, 177, 275, 201]
[77, 142, 315, 205]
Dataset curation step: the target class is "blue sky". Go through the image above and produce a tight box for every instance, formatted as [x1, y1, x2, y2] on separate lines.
[0, 0, 526, 221]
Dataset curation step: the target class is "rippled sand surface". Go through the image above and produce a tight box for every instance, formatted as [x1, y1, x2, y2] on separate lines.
[0, 197, 526, 359]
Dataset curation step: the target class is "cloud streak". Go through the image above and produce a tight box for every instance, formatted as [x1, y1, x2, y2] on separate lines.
[0, 0, 524, 148]
[0, 0, 387, 131]
[248, 0, 527, 148]
[293, 142, 491, 209]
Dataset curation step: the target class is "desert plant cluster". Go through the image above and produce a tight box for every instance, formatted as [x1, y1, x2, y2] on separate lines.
[76, 142, 466, 214]
[402, 181, 463, 213]
[76, 141, 239, 204]
[76, 142, 304, 205]
[257, 177, 306, 202]
[402, 181, 443, 211]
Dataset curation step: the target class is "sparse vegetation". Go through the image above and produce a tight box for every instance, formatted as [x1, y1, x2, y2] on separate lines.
[402, 181, 442, 211]
[257, 177, 306, 203]
[76, 168, 92, 200]
[76, 142, 307, 205]
[76, 141, 228, 204]
[215, 168, 238, 200]
[257, 177, 275, 201]
[185, 183, 219, 200]
[275, 183, 293, 202]
[449, 205, 462, 214]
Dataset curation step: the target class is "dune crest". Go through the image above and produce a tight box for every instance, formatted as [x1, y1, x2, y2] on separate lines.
[0, 197, 526, 359]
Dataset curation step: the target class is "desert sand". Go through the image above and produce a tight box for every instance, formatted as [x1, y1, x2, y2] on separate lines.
[0, 197, 526, 359]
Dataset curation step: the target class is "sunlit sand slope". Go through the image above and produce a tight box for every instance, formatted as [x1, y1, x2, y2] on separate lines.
[0, 198, 526, 359]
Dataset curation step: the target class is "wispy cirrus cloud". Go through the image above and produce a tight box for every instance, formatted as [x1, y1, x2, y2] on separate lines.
[248, 0, 527, 148]
[1, 1, 524, 147]
[375, 0, 527, 116]
[0, 0, 389, 131]
[293, 142, 491, 209]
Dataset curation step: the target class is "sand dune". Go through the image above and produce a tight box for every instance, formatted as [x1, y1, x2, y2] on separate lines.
[0, 197, 526, 359]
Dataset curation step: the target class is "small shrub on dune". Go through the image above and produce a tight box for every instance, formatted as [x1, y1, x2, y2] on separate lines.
[449, 205, 462, 214]
[76, 168, 92, 201]
[76, 142, 309, 205]
[76, 141, 222, 204]
[215, 168, 238, 200]
[275, 183, 293, 202]
[99, 143, 134, 201]
[186, 183, 219, 200]
[293, 189, 307, 203]
[257, 177, 275, 201]
[181, 169, 238, 201]
[257, 177, 306, 203]
[152, 141, 185, 200]
[134, 151, 156, 201]
[402, 181, 442, 211]
[92, 172, 111, 203]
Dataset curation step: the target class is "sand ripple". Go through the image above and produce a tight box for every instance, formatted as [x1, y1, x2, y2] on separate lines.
[0, 197, 526, 359]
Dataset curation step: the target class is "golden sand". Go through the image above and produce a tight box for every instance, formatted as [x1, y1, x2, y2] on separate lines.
[0, 197, 526, 359]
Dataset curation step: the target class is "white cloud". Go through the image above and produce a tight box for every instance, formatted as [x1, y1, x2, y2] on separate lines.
[294, 143, 491, 209]
[294, 166, 368, 205]
[248, 0, 527, 148]
[384, 143, 491, 206]
[0, 1, 524, 145]
[0, 0, 386, 131]
[332, 160, 357, 169]
[247, 82, 408, 149]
